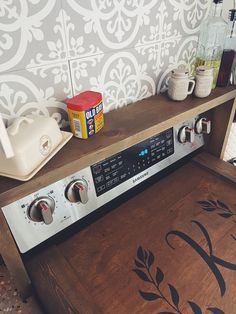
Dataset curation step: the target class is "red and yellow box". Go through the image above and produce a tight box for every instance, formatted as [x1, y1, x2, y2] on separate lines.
[67, 91, 104, 139]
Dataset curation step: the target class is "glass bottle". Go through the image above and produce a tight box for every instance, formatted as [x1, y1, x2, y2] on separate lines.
[195, 0, 228, 89]
[217, 9, 236, 87]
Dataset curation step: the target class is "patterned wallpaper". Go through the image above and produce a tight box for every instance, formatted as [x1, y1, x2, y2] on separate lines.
[0, 0, 213, 127]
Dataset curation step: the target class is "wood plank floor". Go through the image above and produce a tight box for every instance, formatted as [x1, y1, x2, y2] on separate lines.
[26, 160, 236, 314]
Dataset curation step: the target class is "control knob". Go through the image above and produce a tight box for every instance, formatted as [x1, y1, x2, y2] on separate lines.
[65, 179, 88, 204]
[28, 196, 55, 225]
[178, 126, 195, 143]
[195, 118, 211, 134]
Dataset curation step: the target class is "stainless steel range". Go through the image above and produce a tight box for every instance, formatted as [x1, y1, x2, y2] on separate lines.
[2, 117, 210, 253]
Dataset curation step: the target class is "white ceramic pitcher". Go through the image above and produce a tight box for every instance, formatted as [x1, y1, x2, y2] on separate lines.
[0, 114, 14, 159]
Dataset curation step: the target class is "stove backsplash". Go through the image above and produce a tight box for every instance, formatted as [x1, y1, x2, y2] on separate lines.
[0, 1, 211, 127]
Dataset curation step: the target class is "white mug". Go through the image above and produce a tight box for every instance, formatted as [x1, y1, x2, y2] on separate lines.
[168, 69, 195, 101]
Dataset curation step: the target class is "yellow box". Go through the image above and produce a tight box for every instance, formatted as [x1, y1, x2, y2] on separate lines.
[67, 91, 104, 139]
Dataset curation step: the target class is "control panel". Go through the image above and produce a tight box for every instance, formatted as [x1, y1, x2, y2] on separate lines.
[2, 116, 210, 253]
[91, 128, 174, 196]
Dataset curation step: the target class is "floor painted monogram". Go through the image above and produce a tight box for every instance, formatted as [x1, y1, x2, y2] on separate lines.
[133, 199, 236, 314]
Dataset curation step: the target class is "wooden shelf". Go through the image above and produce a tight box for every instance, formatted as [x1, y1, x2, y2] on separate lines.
[0, 86, 235, 207]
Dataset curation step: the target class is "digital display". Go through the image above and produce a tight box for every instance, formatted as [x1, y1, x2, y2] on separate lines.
[138, 149, 148, 157]
[91, 128, 174, 196]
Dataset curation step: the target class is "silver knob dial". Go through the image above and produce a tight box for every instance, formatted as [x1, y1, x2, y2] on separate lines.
[178, 126, 195, 143]
[28, 197, 55, 225]
[65, 179, 89, 204]
[195, 118, 211, 134]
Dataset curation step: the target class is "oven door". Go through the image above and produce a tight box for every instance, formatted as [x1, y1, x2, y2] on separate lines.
[24, 153, 236, 314]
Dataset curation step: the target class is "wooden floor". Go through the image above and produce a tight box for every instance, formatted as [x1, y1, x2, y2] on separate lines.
[25, 158, 236, 314]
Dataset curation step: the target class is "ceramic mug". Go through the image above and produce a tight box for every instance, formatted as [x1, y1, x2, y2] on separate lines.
[168, 69, 195, 101]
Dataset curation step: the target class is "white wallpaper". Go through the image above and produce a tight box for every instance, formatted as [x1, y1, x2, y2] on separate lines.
[0, 0, 223, 127]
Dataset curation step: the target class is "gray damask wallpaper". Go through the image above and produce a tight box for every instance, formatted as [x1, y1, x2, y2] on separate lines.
[0, 0, 214, 127]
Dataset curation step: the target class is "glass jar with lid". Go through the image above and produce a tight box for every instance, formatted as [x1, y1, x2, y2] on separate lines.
[194, 66, 213, 98]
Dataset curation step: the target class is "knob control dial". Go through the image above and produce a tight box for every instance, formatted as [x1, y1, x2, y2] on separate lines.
[195, 118, 211, 134]
[65, 179, 88, 204]
[28, 197, 55, 225]
[178, 126, 195, 143]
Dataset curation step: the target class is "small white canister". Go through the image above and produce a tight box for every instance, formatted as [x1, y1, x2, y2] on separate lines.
[168, 69, 195, 101]
[194, 66, 213, 98]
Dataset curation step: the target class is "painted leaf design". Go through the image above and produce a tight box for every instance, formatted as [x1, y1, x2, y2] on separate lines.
[207, 307, 225, 314]
[218, 213, 232, 218]
[168, 284, 179, 309]
[208, 200, 217, 206]
[217, 200, 229, 210]
[188, 301, 202, 314]
[197, 201, 216, 212]
[147, 250, 154, 267]
[133, 269, 151, 282]
[137, 246, 145, 263]
[144, 249, 148, 262]
[202, 207, 216, 212]
[158, 312, 175, 314]
[134, 259, 144, 268]
[197, 201, 213, 207]
[156, 267, 164, 286]
[139, 290, 161, 301]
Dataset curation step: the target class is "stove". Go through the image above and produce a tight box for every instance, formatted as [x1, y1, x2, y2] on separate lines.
[2, 117, 210, 253]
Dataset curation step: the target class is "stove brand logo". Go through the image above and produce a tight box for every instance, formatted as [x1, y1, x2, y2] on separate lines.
[133, 172, 149, 184]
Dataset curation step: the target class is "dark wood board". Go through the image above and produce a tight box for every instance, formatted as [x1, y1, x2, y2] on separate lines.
[26, 159, 236, 314]
[193, 151, 236, 184]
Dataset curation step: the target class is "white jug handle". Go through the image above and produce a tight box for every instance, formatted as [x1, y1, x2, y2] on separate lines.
[0, 114, 14, 158]
[8, 116, 34, 136]
[188, 79, 195, 95]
